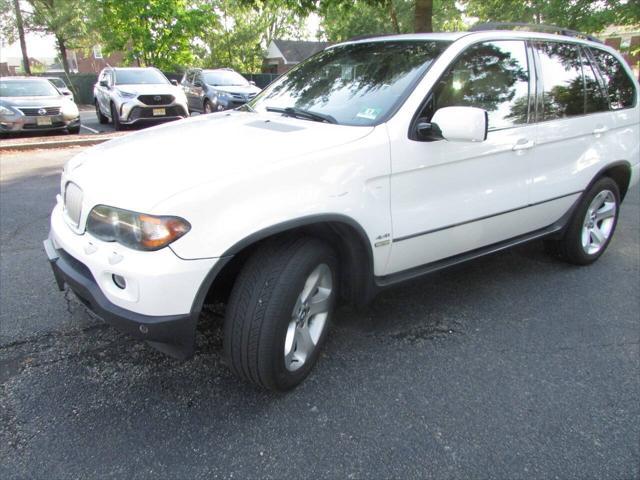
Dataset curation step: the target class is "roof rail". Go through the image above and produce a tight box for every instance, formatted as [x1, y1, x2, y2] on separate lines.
[469, 22, 603, 44]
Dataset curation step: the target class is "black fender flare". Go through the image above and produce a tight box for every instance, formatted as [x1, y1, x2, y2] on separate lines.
[188, 213, 376, 319]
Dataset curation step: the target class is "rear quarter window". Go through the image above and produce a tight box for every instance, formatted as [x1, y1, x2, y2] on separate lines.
[589, 48, 636, 110]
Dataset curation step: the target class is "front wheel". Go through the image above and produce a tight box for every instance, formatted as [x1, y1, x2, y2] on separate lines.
[110, 103, 123, 131]
[545, 177, 620, 265]
[203, 100, 213, 114]
[224, 237, 338, 391]
[67, 124, 81, 134]
[95, 100, 108, 124]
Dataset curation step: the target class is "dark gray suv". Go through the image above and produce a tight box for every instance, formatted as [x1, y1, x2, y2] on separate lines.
[181, 68, 261, 114]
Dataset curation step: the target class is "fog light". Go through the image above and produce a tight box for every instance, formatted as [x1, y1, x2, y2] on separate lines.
[112, 274, 126, 289]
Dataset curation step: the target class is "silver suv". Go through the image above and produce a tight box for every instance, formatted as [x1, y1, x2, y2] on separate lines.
[181, 68, 261, 114]
[94, 67, 189, 130]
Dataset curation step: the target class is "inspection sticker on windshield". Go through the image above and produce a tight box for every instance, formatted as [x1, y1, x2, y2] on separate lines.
[356, 107, 381, 120]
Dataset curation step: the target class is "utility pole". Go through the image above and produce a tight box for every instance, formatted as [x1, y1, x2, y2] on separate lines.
[13, 0, 31, 75]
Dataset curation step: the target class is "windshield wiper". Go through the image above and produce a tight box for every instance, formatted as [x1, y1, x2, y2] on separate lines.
[266, 106, 337, 124]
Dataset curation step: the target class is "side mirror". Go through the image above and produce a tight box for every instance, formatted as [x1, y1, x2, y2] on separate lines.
[99, 80, 109, 88]
[249, 80, 256, 86]
[63, 91, 72, 96]
[419, 106, 488, 142]
[193, 80, 202, 87]
[170, 79, 179, 86]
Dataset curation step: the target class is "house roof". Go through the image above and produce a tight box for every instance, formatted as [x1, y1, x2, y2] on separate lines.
[271, 39, 331, 64]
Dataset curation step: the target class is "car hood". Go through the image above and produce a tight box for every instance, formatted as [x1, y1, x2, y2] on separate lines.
[110, 83, 182, 96]
[65, 111, 374, 213]
[1, 95, 64, 107]
[209, 84, 261, 95]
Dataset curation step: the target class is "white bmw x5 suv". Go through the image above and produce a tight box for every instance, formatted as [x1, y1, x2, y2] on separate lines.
[46, 28, 639, 391]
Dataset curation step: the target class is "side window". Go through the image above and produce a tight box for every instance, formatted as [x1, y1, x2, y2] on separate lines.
[589, 48, 636, 110]
[582, 49, 609, 114]
[422, 40, 531, 131]
[536, 42, 585, 121]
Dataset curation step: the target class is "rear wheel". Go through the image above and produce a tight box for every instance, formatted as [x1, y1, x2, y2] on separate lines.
[95, 100, 108, 124]
[545, 177, 620, 265]
[110, 103, 123, 131]
[224, 237, 338, 391]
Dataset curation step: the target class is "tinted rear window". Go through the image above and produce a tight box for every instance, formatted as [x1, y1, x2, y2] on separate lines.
[589, 48, 636, 110]
[536, 42, 585, 121]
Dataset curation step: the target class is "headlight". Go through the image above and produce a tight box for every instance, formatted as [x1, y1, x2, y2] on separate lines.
[217, 91, 230, 100]
[0, 105, 17, 116]
[61, 101, 79, 116]
[86, 205, 191, 251]
[116, 89, 137, 99]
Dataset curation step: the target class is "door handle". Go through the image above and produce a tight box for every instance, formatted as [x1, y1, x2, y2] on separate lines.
[512, 138, 535, 151]
[592, 125, 608, 136]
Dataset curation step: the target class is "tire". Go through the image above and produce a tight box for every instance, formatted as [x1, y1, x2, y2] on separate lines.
[203, 99, 213, 114]
[545, 177, 620, 265]
[110, 103, 123, 131]
[224, 236, 338, 391]
[67, 124, 81, 134]
[95, 100, 108, 124]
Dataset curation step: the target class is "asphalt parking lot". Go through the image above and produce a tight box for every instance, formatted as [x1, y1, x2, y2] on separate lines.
[1, 147, 638, 479]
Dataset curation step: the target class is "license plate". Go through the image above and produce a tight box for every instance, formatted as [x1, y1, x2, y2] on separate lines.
[152, 108, 166, 116]
[36, 116, 52, 126]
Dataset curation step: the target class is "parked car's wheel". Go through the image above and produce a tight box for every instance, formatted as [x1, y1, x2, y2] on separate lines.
[95, 100, 108, 124]
[546, 177, 620, 265]
[110, 103, 122, 131]
[224, 237, 338, 391]
[203, 99, 213, 114]
[67, 125, 81, 134]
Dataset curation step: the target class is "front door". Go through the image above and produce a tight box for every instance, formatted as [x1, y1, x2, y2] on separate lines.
[387, 40, 537, 275]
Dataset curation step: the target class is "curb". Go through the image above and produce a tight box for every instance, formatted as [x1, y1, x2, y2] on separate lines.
[0, 133, 125, 152]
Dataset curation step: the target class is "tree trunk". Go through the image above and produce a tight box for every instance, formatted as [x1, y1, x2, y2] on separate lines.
[56, 35, 70, 76]
[388, 0, 400, 34]
[13, 0, 31, 75]
[414, 0, 433, 33]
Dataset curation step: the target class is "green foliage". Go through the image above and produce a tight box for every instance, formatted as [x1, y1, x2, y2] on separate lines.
[27, 0, 89, 47]
[91, 0, 212, 71]
[462, 0, 639, 34]
[196, 0, 306, 73]
[0, 0, 17, 44]
[319, 0, 463, 41]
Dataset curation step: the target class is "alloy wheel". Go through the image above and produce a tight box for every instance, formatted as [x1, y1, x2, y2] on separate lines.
[581, 189, 616, 255]
[284, 263, 333, 372]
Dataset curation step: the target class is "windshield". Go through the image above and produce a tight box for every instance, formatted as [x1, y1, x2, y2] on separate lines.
[203, 70, 249, 87]
[115, 69, 169, 85]
[48, 78, 66, 89]
[249, 40, 450, 126]
[0, 79, 60, 97]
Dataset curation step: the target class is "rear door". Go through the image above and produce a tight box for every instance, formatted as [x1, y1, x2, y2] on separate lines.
[528, 41, 614, 225]
[387, 40, 536, 274]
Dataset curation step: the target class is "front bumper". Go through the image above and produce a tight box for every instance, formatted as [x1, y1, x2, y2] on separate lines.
[119, 100, 188, 124]
[0, 114, 80, 133]
[44, 237, 197, 359]
[46, 201, 218, 358]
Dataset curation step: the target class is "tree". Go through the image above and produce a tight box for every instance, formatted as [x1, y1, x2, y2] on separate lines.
[319, 0, 462, 42]
[462, 0, 639, 34]
[26, 0, 89, 75]
[196, 0, 305, 72]
[91, 0, 211, 71]
[12, 0, 31, 74]
[244, 0, 459, 35]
